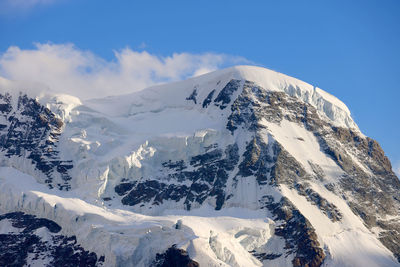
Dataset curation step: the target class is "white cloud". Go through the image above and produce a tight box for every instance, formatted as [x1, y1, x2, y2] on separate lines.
[0, 43, 248, 99]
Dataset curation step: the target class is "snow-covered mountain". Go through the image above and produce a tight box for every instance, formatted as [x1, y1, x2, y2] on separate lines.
[0, 65, 399, 267]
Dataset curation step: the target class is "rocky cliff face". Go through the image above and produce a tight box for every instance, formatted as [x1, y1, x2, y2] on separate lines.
[0, 212, 103, 266]
[0, 93, 73, 190]
[0, 66, 398, 267]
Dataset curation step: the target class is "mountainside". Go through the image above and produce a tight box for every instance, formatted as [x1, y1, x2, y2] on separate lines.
[0, 65, 399, 267]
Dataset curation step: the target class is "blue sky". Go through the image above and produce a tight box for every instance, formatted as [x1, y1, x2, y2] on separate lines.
[0, 0, 399, 173]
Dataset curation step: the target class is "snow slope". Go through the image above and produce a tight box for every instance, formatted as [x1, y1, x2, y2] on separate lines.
[0, 166, 397, 267]
[0, 65, 398, 266]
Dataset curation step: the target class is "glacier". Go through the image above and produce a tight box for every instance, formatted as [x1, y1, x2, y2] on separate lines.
[0, 65, 399, 267]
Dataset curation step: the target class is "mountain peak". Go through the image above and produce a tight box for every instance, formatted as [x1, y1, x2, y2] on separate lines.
[85, 65, 358, 130]
[198, 65, 355, 128]
[0, 65, 398, 266]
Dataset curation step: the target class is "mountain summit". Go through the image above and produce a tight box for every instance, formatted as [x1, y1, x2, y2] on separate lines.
[0, 66, 399, 267]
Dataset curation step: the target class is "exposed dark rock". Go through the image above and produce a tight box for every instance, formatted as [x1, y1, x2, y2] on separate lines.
[294, 184, 342, 222]
[121, 180, 189, 206]
[190, 149, 223, 167]
[117, 78, 400, 263]
[202, 89, 215, 108]
[265, 197, 325, 267]
[376, 219, 400, 262]
[175, 219, 183, 230]
[249, 250, 282, 261]
[227, 81, 263, 133]
[214, 79, 242, 110]
[115, 182, 137, 196]
[308, 161, 325, 181]
[330, 127, 395, 177]
[117, 144, 239, 210]
[224, 78, 400, 261]
[185, 88, 198, 104]
[0, 212, 61, 233]
[270, 144, 308, 186]
[237, 136, 279, 185]
[153, 245, 199, 267]
[0, 212, 102, 267]
[162, 160, 187, 171]
[0, 93, 73, 190]
[319, 128, 400, 258]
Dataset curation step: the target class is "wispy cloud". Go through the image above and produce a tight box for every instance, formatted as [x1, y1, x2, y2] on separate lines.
[0, 0, 59, 15]
[3, 0, 55, 8]
[0, 43, 249, 99]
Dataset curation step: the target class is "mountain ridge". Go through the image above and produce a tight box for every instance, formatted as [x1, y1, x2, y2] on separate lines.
[0, 66, 398, 267]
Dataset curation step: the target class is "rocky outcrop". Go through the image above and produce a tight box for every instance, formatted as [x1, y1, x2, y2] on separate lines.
[202, 89, 215, 108]
[214, 79, 241, 110]
[266, 197, 325, 267]
[237, 136, 278, 185]
[224, 79, 400, 261]
[0, 93, 73, 190]
[115, 144, 239, 210]
[0, 212, 103, 267]
[112, 78, 400, 264]
[0, 66, 398, 267]
[153, 245, 199, 267]
[294, 183, 342, 222]
[186, 88, 198, 104]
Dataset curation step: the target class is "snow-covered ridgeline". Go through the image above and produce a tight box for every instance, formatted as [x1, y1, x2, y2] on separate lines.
[0, 66, 358, 137]
[0, 76, 81, 123]
[231, 66, 357, 129]
[1, 65, 399, 266]
[49, 65, 360, 193]
[80, 66, 357, 129]
[0, 66, 360, 194]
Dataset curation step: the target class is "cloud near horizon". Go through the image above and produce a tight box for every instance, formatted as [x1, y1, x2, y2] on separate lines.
[0, 43, 249, 99]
